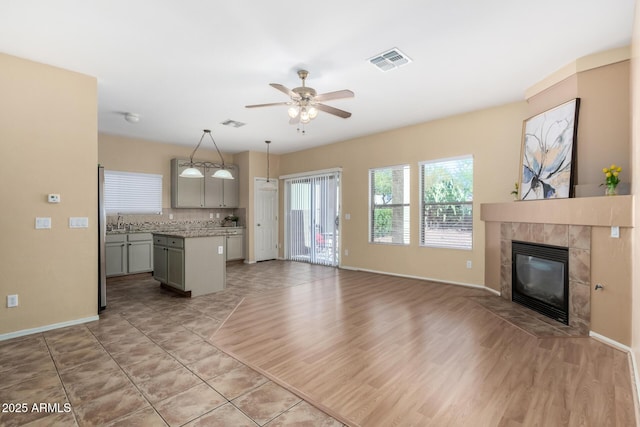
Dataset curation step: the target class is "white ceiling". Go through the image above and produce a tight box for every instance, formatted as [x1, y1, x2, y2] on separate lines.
[0, 1, 634, 154]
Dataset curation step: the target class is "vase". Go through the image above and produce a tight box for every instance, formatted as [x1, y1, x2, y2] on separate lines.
[605, 184, 618, 196]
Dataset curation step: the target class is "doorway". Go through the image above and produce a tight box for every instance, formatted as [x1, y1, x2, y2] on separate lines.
[254, 178, 279, 262]
[284, 171, 340, 266]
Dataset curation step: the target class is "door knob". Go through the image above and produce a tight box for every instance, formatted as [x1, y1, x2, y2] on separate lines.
[257, 223, 261, 226]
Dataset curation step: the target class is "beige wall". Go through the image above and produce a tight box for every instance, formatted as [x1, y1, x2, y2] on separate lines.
[280, 102, 527, 285]
[631, 0, 640, 390]
[527, 60, 631, 193]
[0, 53, 98, 336]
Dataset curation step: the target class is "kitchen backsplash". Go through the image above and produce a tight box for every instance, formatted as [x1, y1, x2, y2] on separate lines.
[106, 207, 245, 232]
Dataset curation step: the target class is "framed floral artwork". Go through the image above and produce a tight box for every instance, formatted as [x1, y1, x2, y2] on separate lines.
[519, 98, 580, 200]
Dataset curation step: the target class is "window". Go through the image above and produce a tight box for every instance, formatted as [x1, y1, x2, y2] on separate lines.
[420, 156, 473, 250]
[369, 165, 410, 244]
[104, 170, 162, 214]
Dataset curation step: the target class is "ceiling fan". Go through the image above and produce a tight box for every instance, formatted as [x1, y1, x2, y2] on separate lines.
[245, 70, 354, 125]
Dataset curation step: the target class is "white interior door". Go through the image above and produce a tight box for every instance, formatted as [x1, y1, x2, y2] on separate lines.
[254, 178, 279, 262]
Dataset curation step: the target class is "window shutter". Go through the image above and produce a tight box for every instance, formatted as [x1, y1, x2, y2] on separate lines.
[104, 170, 162, 214]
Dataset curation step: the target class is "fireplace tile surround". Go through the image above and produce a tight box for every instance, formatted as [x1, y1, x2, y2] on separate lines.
[500, 222, 591, 334]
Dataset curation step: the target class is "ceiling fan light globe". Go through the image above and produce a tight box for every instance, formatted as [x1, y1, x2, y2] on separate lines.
[212, 168, 234, 179]
[308, 106, 318, 119]
[288, 106, 299, 118]
[180, 167, 204, 178]
[300, 108, 310, 122]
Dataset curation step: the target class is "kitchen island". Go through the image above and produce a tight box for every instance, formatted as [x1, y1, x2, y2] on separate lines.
[152, 231, 226, 297]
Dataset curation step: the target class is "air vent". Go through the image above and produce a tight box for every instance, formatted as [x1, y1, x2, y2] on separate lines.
[221, 119, 246, 128]
[368, 48, 412, 72]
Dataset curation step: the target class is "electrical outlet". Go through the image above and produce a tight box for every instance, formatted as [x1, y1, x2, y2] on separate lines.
[210, 213, 214, 219]
[216, 213, 220, 219]
[611, 226, 620, 238]
[7, 294, 18, 308]
[466, 260, 472, 269]
[169, 214, 174, 220]
[218, 245, 224, 255]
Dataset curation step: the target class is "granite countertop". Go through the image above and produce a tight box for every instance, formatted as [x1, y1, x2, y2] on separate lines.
[107, 226, 244, 237]
[152, 229, 238, 238]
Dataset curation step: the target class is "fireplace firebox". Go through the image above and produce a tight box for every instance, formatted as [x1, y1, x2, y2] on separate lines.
[512, 241, 569, 325]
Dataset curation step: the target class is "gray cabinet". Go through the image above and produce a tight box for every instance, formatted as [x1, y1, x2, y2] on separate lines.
[153, 235, 185, 291]
[226, 229, 244, 261]
[171, 158, 239, 208]
[205, 165, 239, 208]
[153, 233, 225, 296]
[106, 235, 127, 276]
[106, 233, 153, 277]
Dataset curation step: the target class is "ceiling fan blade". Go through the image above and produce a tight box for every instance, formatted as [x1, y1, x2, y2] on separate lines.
[316, 103, 352, 118]
[270, 83, 296, 98]
[314, 89, 354, 102]
[245, 102, 290, 108]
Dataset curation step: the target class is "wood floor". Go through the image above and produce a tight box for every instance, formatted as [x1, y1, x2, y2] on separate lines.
[213, 263, 637, 427]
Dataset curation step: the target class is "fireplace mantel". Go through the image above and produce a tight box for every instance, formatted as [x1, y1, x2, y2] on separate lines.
[481, 195, 633, 227]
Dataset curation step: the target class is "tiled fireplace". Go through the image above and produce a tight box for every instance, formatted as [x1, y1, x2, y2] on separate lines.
[499, 222, 591, 334]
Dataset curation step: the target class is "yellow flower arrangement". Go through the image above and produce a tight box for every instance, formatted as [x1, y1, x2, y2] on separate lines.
[602, 164, 622, 195]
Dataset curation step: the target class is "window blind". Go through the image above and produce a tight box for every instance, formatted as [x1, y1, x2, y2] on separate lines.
[369, 164, 410, 244]
[420, 156, 473, 250]
[284, 172, 340, 266]
[104, 170, 162, 214]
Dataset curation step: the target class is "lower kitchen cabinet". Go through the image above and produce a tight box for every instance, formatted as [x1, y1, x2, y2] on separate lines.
[226, 229, 244, 261]
[153, 233, 225, 296]
[106, 233, 153, 277]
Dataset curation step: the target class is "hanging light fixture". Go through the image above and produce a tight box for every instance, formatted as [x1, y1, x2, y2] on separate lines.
[260, 140, 278, 191]
[179, 129, 234, 179]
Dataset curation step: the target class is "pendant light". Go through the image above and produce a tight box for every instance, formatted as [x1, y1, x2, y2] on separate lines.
[260, 140, 277, 191]
[179, 129, 234, 179]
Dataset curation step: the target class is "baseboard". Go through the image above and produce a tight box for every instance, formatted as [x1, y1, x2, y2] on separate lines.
[0, 315, 99, 342]
[339, 265, 500, 295]
[589, 330, 640, 419]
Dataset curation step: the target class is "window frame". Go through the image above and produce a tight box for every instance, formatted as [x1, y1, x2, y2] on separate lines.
[419, 155, 473, 250]
[368, 164, 411, 245]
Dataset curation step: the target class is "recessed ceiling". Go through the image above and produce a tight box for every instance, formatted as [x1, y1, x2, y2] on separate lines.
[0, 1, 634, 154]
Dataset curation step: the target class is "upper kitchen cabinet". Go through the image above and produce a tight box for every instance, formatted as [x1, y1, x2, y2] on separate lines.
[171, 158, 239, 208]
[205, 165, 239, 208]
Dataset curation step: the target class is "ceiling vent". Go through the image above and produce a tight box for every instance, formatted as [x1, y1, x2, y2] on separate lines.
[368, 48, 412, 72]
[221, 119, 246, 128]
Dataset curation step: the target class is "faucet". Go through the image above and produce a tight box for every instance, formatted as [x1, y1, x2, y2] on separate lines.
[117, 215, 124, 229]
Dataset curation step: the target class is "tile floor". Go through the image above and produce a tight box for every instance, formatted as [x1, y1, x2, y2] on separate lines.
[0, 261, 345, 426]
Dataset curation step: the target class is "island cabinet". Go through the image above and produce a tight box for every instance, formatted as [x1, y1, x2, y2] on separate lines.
[106, 233, 153, 277]
[171, 158, 239, 208]
[152, 233, 225, 296]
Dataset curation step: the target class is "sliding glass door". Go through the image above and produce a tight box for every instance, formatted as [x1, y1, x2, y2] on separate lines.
[284, 171, 340, 266]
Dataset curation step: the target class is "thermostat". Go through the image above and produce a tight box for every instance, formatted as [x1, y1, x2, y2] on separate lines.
[48, 194, 61, 203]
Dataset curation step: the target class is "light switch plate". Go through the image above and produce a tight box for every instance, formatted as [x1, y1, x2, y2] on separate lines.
[35, 217, 51, 229]
[69, 217, 89, 228]
[218, 246, 224, 255]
